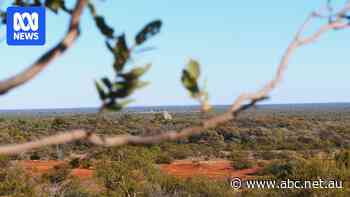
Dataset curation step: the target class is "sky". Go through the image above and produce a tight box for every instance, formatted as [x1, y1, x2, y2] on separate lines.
[0, 0, 349, 109]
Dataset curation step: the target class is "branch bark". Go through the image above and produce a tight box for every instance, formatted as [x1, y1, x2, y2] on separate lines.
[0, 0, 87, 95]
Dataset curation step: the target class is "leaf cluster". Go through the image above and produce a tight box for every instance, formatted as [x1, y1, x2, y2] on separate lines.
[88, 3, 162, 111]
[181, 60, 210, 111]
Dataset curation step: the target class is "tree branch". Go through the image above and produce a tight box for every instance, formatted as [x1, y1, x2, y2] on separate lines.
[0, 1, 349, 155]
[0, 0, 87, 95]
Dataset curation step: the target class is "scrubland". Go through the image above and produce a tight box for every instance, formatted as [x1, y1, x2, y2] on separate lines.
[0, 106, 350, 196]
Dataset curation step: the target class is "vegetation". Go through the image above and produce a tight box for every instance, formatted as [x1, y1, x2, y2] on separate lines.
[0, 107, 349, 196]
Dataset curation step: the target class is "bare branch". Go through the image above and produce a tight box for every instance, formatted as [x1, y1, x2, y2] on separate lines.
[0, 0, 87, 95]
[0, 1, 349, 155]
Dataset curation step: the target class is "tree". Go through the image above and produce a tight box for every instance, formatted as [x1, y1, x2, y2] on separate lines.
[0, 0, 350, 155]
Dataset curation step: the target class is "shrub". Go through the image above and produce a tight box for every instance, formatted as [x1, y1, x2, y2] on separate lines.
[0, 155, 11, 167]
[42, 164, 71, 184]
[182, 177, 235, 197]
[69, 158, 81, 168]
[30, 152, 41, 160]
[59, 179, 94, 197]
[335, 150, 350, 169]
[229, 151, 255, 170]
[232, 159, 254, 170]
[155, 153, 173, 164]
[96, 160, 140, 196]
[80, 159, 93, 169]
[0, 166, 36, 197]
[260, 160, 296, 179]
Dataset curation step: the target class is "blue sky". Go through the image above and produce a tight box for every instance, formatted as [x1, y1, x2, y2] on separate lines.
[0, 0, 349, 109]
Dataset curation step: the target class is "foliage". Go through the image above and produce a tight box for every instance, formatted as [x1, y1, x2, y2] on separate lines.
[58, 179, 94, 197]
[87, 2, 163, 111]
[0, 166, 36, 197]
[229, 151, 255, 170]
[0, 107, 350, 195]
[42, 163, 72, 184]
[155, 153, 173, 164]
[181, 60, 210, 111]
[335, 149, 350, 169]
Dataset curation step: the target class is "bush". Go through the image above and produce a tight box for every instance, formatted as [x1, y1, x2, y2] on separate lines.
[80, 159, 93, 169]
[59, 179, 94, 197]
[0, 155, 11, 167]
[260, 160, 297, 179]
[0, 166, 36, 197]
[335, 150, 350, 169]
[69, 158, 81, 168]
[229, 151, 255, 170]
[30, 152, 41, 160]
[232, 159, 254, 170]
[160, 143, 194, 159]
[155, 153, 173, 164]
[42, 164, 71, 184]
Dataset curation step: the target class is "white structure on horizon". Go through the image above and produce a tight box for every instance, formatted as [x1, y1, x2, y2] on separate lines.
[162, 111, 173, 120]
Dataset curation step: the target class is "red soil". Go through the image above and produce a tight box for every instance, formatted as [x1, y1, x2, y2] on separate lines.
[159, 159, 261, 180]
[18, 160, 93, 179]
[19, 159, 260, 181]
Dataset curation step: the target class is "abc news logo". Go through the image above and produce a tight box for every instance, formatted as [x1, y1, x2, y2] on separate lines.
[7, 6, 45, 45]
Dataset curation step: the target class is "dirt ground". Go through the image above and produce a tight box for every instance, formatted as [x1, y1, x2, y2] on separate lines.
[18, 159, 260, 181]
[159, 159, 261, 180]
[18, 160, 93, 179]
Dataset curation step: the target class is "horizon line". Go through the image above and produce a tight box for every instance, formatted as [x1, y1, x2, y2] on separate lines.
[1, 101, 350, 111]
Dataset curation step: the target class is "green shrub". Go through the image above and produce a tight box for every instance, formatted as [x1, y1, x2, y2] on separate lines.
[59, 179, 94, 197]
[232, 159, 254, 170]
[96, 160, 140, 196]
[182, 177, 235, 197]
[229, 151, 255, 170]
[30, 152, 41, 160]
[335, 150, 350, 169]
[260, 160, 297, 179]
[0, 166, 36, 197]
[42, 164, 71, 184]
[155, 153, 173, 164]
[69, 158, 81, 168]
[80, 159, 93, 169]
[0, 155, 11, 167]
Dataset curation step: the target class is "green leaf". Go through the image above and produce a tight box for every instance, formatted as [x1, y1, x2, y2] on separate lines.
[119, 99, 135, 108]
[101, 77, 112, 90]
[119, 64, 151, 80]
[187, 59, 200, 79]
[45, 0, 63, 13]
[87, 2, 97, 17]
[136, 81, 150, 89]
[181, 70, 199, 97]
[110, 81, 135, 98]
[135, 20, 162, 45]
[32, 0, 42, 6]
[95, 81, 107, 100]
[113, 34, 129, 73]
[105, 41, 114, 53]
[13, 0, 25, 6]
[94, 16, 114, 38]
[0, 11, 6, 24]
[105, 102, 123, 111]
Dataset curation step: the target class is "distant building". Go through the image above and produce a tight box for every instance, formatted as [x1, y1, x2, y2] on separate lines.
[162, 111, 173, 120]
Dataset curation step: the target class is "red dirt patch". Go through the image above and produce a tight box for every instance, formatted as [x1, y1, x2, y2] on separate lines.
[19, 159, 261, 181]
[160, 159, 261, 180]
[71, 168, 93, 179]
[18, 160, 93, 179]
